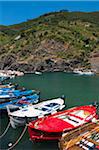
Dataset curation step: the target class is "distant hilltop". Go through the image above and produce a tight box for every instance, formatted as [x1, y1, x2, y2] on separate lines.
[0, 11, 99, 73]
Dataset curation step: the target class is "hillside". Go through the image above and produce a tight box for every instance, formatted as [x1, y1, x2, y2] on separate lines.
[0, 11, 99, 73]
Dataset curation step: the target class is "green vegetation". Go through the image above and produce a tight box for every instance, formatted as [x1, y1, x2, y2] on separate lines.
[0, 11, 99, 71]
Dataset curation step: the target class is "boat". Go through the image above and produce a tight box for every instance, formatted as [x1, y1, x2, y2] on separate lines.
[0, 70, 24, 78]
[73, 69, 95, 75]
[59, 120, 99, 150]
[0, 83, 16, 89]
[0, 93, 40, 113]
[34, 71, 42, 75]
[28, 104, 98, 141]
[0, 72, 15, 78]
[0, 76, 10, 82]
[7, 97, 65, 128]
[0, 90, 34, 99]
[83, 71, 95, 75]
[0, 88, 19, 93]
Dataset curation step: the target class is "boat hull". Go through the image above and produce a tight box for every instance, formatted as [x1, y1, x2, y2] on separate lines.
[28, 122, 62, 141]
[0, 94, 40, 113]
[28, 105, 98, 141]
[8, 98, 65, 128]
[9, 116, 36, 128]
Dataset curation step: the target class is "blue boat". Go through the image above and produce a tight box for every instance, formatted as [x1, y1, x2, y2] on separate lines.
[0, 93, 40, 113]
[0, 88, 19, 92]
[0, 90, 34, 99]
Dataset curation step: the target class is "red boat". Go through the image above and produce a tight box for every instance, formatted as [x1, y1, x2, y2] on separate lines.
[28, 105, 98, 141]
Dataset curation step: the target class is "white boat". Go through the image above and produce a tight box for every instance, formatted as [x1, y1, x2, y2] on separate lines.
[34, 71, 42, 75]
[73, 69, 95, 75]
[0, 72, 15, 78]
[7, 97, 65, 128]
[83, 71, 95, 75]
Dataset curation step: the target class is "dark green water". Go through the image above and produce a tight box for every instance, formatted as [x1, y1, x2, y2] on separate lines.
[0, 72, 99, 150]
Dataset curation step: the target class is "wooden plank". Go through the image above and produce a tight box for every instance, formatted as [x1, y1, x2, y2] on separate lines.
[64, 127, 99, 149]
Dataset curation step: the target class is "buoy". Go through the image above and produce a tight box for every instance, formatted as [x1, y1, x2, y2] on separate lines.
[8, 143, 12, 147]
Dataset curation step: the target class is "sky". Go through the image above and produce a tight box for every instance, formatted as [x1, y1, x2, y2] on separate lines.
[0, 1, 99, 25]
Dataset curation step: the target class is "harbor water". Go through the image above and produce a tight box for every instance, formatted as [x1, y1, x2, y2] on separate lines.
[0, 72, 99, 150]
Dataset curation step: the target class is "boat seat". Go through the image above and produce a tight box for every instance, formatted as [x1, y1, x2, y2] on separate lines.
[82, 145, 89, 150]
[57, 115, 81, 127]
[67, 116, 79, 123]
[68, 115, 82, 123]
[69, 113, 83, 120]
[71, 110, 91, 119]
[79, 139, 95, 150]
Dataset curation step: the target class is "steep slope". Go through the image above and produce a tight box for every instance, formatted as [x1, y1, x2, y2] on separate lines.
[0, 11, 99, 72]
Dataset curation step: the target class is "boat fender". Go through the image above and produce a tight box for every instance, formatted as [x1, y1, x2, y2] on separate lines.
[22, 87, 26, 91]
[8, 143, 12, 147]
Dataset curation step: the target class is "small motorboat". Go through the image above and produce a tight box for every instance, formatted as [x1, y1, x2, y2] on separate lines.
[73, 69, 95, 76]
[0, 83, 16, 89]
[28, 104, 98, 141]
[7, 97, 65, 128]
[0, 88, 19, 93]
[59, 120, 99, 150]
[0, 93, 40, 113]
[0, 72, 15, 78]
[0, 90, 34, 99]
[34, 71, 42, 75]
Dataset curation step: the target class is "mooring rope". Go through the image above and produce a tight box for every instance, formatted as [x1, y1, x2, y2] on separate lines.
[7, 125, 27, 150]
[0, 122, 11, 139]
